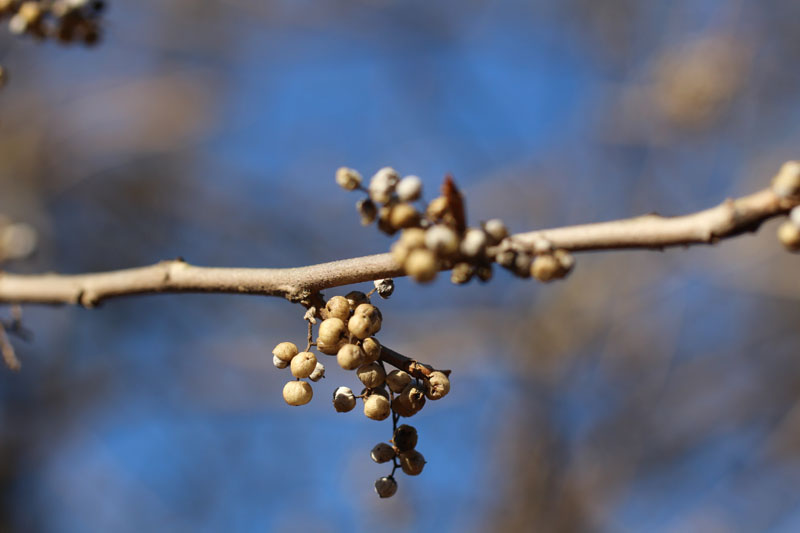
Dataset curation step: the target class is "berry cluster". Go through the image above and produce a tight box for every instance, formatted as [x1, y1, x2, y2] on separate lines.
[270, 280, 450, 498]
[1, 0, 104, 45]
[773, 161, 800, 251]
[336, 167, 575, 284]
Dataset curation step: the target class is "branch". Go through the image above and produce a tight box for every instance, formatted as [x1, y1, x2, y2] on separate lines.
[0, 186, 796, 307]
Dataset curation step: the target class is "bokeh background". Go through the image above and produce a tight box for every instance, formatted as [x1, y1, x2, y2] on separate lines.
[1, 1, 800, 531]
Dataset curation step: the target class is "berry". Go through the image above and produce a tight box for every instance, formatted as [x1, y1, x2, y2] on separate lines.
[272, 354, 289, 369]
[426, 196, 449, 222]
[392, 383, 426, 417]
[404, 248, 438, 283]
[424, 225, 459, 256]
[425, 371, 450, 400]
[364, 393, 391, 420]
[317, 317, 347, 355]
[392, 424, 418, 451]
[398, 450, 426, 476]
[345, 291, 369, 310]
[369, 167, 400, 204]
[450, 262, 475, 285]
[778, 220, 800, 251]
[335, 167, 362, 191]
[374, 476, 397, 498]
[396, 175, 422, 202]
[272, 341, 298, 363]
[283, 380, 313, 406]
[348, 303, 381, 339]
[370, 442, 396, 463]
[388, 203, 420, 229]
[356, 198, 377, 226]
[290, 351, 317, 378]
[337, 343, 365, 370]
[772, 161, 800, 198]
[357, 362, 386, 389]
[324, 295, 351, 322]
[531, 254, 561, 282]
[361, 337, 382, 364]
[333, 386, 356, 412]
[386, 370, 412, 393]
[373, 278, 394, 299]
[483, 218, 508, 244]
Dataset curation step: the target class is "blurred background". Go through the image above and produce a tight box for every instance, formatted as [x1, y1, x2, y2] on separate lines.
[1, 0, 800, 531]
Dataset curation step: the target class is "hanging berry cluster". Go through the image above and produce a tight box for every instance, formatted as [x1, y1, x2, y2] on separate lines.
[1, 0, 105, 45]
[270, 280, 451, 499]
[336, 166, 576, 284]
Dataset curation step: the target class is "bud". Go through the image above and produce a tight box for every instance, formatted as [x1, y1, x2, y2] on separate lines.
[772, 161, 800, 198]
[357, 362, 386, 389]
[392, 383, 426, 417]
[272, 342, 298, 363]
[337, 343, 365, 371]
[333, 386, 356, 412]
[370, 442, 396, 463]
[374, 476, 398, 498]
[364, 393, 391, 420]
[392, 424, 418, 451]
[425, 371, 450, 400]
[283, 380, 313, 406]
[398, 450, 426, 476]
[335, 167, 362, 191]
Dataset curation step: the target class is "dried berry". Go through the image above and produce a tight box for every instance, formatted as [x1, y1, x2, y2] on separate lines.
[357, 362, 386, 389]
[361, 337, 382, 364]
[386, 369, 412, 393]
[337, 343, 365, 370]
[317, 317, 348, 355]
[324, 295, 351, 322]
[396, 175, 422, 202]
[272, 354, 289, 369]
[308, 362, 325, 382]
[398, 450, 426, 476]
[283, 380, 313, 406]
[336, 167, 362, 191]
[392, 424, 418, 451]
[374, 476, 397, 498]
[364, 393, 391, 420]
[333, 386, 356, 412]
[272, 341, 298, 363]
[370, 442, 396, 463]
[290, 351, 317, 378]
[404, 248, 438, 283]
[425, 371, 450, 400]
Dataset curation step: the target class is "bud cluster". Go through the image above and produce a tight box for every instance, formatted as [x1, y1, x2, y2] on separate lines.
[269, 283, 450, 498]
[1, 0, 105, 45]
[336, 166, 575, 284]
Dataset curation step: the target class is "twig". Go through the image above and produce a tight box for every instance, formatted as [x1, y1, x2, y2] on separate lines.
[0, 322, 21, 371]
[0, 187, 795, 308]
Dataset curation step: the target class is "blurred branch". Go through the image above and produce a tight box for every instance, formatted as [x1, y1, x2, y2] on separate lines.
[0, 186, 796, 308]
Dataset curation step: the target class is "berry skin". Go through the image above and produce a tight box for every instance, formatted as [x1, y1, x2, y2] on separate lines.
[369, 167, 400, 204]
[392, 424, 418, 451]
[317, 317, 348, 355]
[283, 380, 313, 406]
[364, 393, 391, 420]
[386, 370, 412, 393]
[333, 386, 356, 412]
[290, 351, 317, 379]
[370, 442, 396, 463]
[308, 362, 326, 382]
[273, 354, 289, 369]
[392, 383, 426, 417]
[425, 371, 450, 400]
[324, 295, 351, 322]
[337, 343, 365, 370]
[398, 450, 426, 476]
[335, 167, 362, 191]
[374, 476, 398, 498]
[272, 342, 299, 363]
[388, 203, 421, 229]
[361, 337, 382, 364]
[357, 362, 386, 389]
[404, 248, 438, 283]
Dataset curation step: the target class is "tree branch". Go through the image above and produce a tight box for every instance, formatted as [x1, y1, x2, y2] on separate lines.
[0, 186, 795, 308]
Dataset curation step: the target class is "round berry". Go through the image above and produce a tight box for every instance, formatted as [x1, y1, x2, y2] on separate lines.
[272, 341, 298, 363]
[389, 202, 421, 229]
[404, 248, 438, 283]
[317, 317, 347, 355]
[361, 337, 382, 364]
[425, 225, 459, 256]
[772, 161, 800, 198]
[369, 167, 400, 204]
[345, 290, 369, 310]
[370, 442, 396, 464]
[392, 424, 418, 451]
[290, 351, 317, 378]
[324, 295, 351, 322]
[531, 254, 562, 282]
[333, 386, 356, 412]
[357, 198, 377, 226]
[374, 476, 398, 498]
[483, 218, 508, 244]
[396, 175, 422, 202]
[337, 343, 365, 370]
[364, 393, 391, 420]
[398, 450, 426, 476]
[460, 228, 487, 257]
[386, 370, 412, 393]
[283, 380, 313, 406]
[335, 167, 362, 191]
[778, 220, 800, 252]
[357, 362, 386, 389]
[348, 303, 381, 339]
